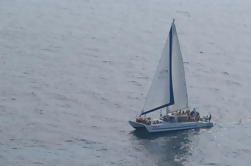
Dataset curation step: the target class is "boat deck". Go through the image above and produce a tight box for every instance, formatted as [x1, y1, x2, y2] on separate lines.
[129, 120, 213, 133]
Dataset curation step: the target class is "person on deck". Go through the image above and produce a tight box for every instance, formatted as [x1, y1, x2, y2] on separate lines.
[209, 114, 212, 122]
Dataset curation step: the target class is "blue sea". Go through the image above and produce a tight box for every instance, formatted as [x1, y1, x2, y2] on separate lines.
[0, 0, 251, 165]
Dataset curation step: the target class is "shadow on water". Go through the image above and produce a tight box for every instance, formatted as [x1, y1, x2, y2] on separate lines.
[130, 129, 200, 166]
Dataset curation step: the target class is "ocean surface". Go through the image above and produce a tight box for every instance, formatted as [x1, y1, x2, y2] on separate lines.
[0, 0, 251, 165]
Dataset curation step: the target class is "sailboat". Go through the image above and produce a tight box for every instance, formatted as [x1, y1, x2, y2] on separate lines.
[129, 20, 213, 133]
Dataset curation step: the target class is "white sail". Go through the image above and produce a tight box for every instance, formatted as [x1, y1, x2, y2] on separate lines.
[141, 26, 174, 115]
[167, 22, 188, 112]
[141, 20, 188, 116]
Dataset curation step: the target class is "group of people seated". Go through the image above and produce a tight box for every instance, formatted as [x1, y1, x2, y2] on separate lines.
[136, 117, 152, 125]
[136, 108, 211, 125]
[176, 109, 200, 121]
[161, 108, 201, 122]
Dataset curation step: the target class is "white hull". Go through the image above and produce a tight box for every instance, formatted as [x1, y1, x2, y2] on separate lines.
[129, 120, 213, 133]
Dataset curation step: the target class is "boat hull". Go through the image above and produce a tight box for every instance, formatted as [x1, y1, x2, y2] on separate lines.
[128, 120, 145, 128]
[129, 121, 213, 133]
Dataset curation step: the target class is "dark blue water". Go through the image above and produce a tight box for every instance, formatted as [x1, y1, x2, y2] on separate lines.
[0, 0, 251, 165]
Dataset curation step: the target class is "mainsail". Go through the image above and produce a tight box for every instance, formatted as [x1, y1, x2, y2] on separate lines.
[167, 22, 188, 112]
[140, 20, 188, 116]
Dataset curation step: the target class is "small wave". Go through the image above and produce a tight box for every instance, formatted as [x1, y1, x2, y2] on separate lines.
[86, 48, 99, 53]
[176, 10, 191, 17]
[203, 162, 218, 165]
[222, 71, 230, 76]
[225, 79, 241, 87]
[128, 80, 142, 87]
[102, 60, 113, 64]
